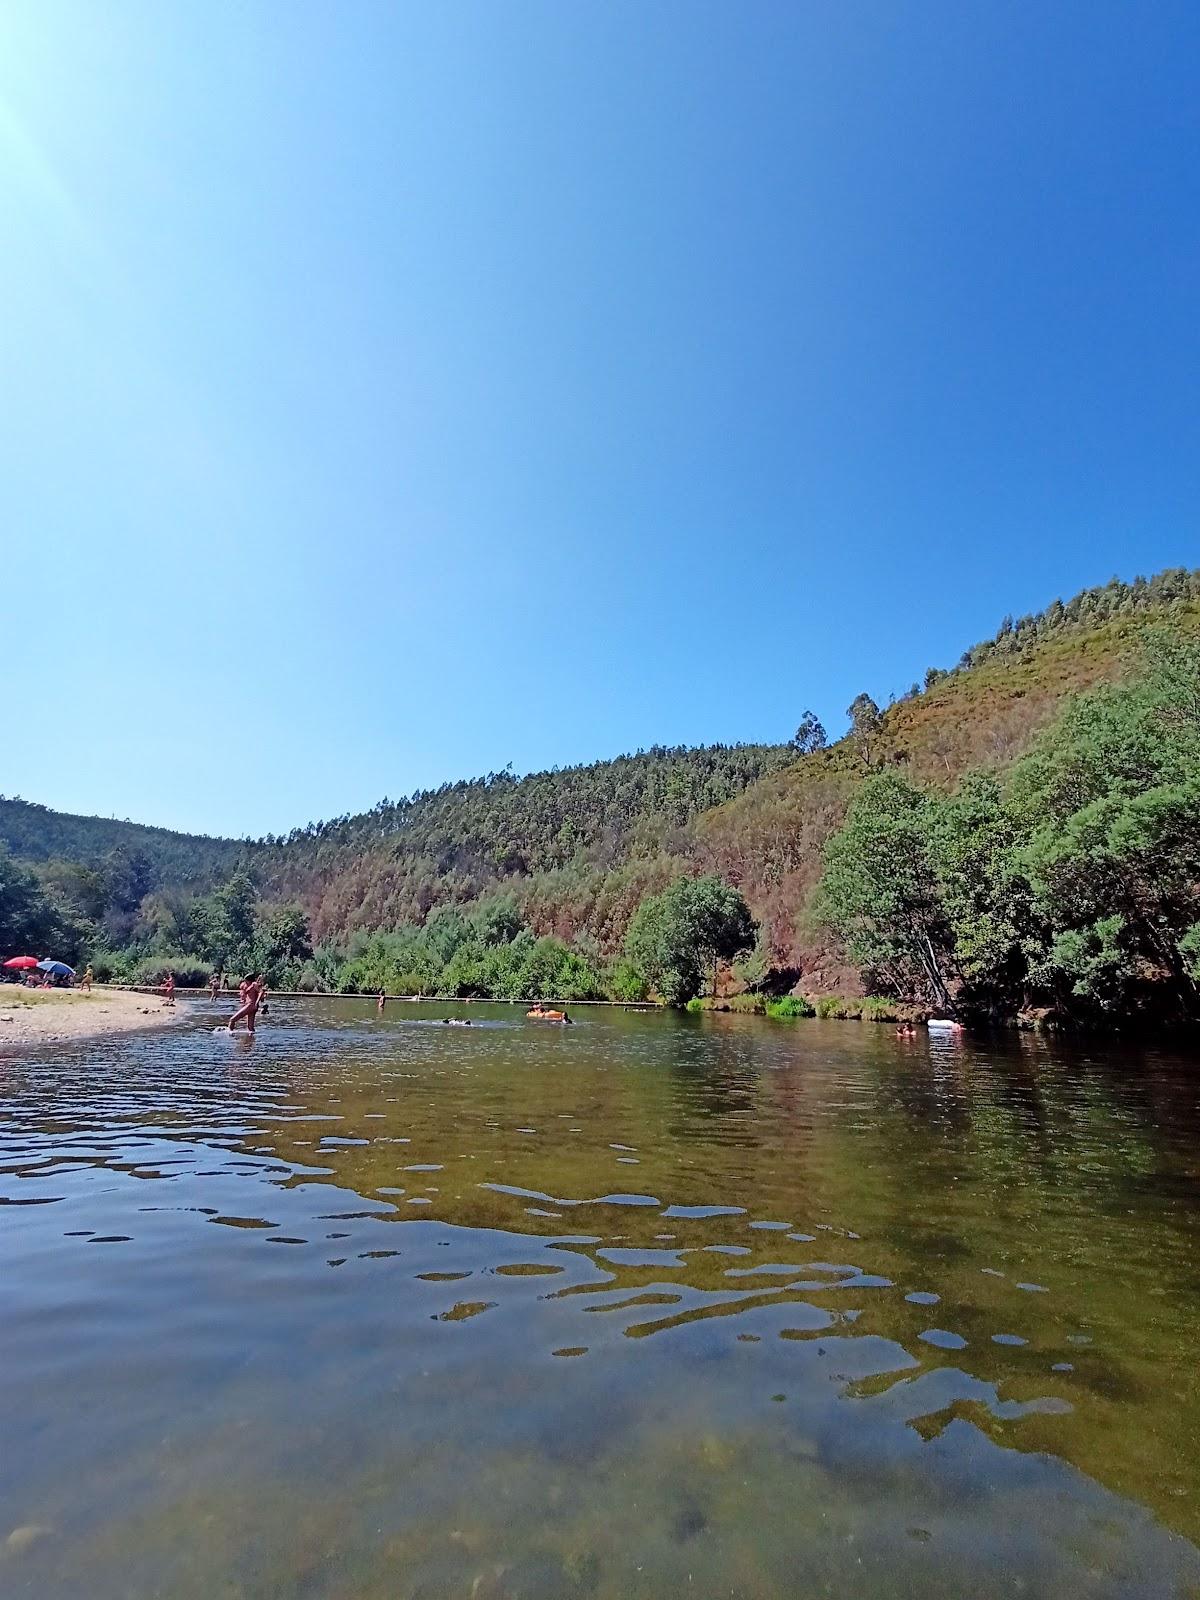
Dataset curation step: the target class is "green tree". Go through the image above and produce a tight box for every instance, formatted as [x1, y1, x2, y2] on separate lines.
[256, 905, 313, 981]
[39, 860, 108, 923]
[471, 893, 524, 947]
[817, 630, 1200, 1023]
[608, 958, 649, 1002]
[1178, 924, 1200, 983]
[424, 906, 471, 966]
[1010, 632, 1200, 1014]
[929, 771, 1035, 1016]
[102, 848, 155, 915]
[790, 711, 827, 756]
[624, 876, 756, 1006]
[846, 693, 883, 768]
[816, 773, 956, 1011]
[215, 872, 259, 952]
[0, 845, 85, 960]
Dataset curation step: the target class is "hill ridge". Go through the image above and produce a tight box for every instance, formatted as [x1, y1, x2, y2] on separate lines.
[5, 568, 1200, 998]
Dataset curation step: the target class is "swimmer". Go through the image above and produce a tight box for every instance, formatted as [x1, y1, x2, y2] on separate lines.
[377, 990, 386, 1015]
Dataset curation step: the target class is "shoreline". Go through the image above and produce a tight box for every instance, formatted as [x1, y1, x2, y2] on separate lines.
[112, 985, 664, 1009]
[0, 987, 187, 1050]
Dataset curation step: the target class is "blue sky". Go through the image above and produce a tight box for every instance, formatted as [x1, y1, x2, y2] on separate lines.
[2, 3, 1197, 838]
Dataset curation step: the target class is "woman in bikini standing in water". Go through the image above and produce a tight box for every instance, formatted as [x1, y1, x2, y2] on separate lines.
[227, 974, 265, 1033]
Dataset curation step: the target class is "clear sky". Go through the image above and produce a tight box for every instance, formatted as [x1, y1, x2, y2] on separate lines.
[2, 3, 1197, 838]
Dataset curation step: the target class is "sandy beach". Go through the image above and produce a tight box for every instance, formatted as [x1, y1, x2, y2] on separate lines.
[0, 987, 185, 1049]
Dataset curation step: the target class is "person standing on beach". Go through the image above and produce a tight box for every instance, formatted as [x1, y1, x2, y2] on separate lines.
[80, 965, 93, 993]
[227, 974, 264, 1032]
[160, 973, 175, 1007]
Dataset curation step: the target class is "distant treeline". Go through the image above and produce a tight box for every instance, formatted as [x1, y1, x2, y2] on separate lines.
[952, 566, 1200, 675]
[0, 796, 251, 880]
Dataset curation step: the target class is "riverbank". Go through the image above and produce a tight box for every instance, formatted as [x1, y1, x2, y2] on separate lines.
[113, 985, 662, 1008]
[0, 986, 185, 1049]
[687, 992, 930, 1023]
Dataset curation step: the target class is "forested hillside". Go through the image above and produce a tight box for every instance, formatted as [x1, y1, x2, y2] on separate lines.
[273, 570, 1200, 989]
[692, 584, 1200, 987]
[0, 797, 250, 880]
[4, 568, 1199, 1020]
[262, 743, 794, 940]
[0, 798, 257, 955]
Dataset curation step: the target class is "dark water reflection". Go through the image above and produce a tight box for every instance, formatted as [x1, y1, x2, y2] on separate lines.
[3, 1000, 1200, 1598]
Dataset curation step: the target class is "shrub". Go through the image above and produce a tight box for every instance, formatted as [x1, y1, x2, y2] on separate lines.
[860, 995, 902, 1022]
[766, 996, 815, 1019]
[686, 993, 767, 1014]
[608, 959, 649, 1003]
[86, 947, 130, 983]
[127, 952, 212, 987]
[813, 995, 863, 1019]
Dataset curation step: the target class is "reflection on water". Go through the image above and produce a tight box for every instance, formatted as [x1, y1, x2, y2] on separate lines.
[3, 1000, 1200, 1598]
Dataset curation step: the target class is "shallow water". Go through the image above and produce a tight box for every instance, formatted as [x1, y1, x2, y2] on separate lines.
[3, 1000, 1200, 1598]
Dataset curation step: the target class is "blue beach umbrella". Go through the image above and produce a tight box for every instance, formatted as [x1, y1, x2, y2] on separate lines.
[36, 960, 76, 978]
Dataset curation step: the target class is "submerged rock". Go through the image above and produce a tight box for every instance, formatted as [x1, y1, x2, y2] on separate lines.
[4, 1524, 52, 1555]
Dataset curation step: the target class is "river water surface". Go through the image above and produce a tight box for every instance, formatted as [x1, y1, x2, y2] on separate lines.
[3, 1000, 1200, 1598]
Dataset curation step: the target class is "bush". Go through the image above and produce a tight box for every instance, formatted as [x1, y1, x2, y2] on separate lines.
[860, 995, 903, 1022]
[608, 959, 649, 1003]
[766, 996, 815, 1019]
[86, 947, 130, 983]
[813, 995, 862, 1019]
[127, 952, 212, 987]
[686, 993, 767, 1014]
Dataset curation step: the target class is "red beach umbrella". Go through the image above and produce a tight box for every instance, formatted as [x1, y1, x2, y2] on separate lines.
[3, 956, 40, 971]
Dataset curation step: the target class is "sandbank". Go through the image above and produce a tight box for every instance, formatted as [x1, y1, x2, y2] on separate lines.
[0, 986, 185, 1050]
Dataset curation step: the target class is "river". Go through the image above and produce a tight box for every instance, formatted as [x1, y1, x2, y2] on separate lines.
[2, 999, 1199, 1597]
